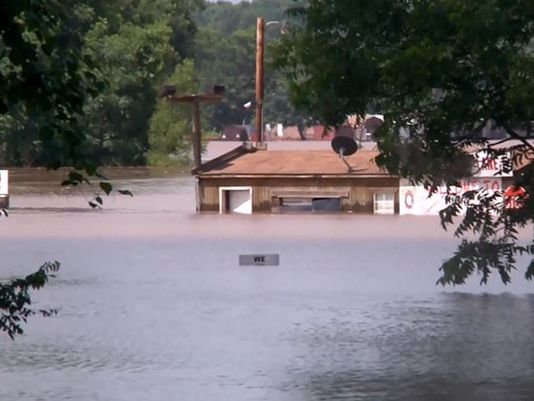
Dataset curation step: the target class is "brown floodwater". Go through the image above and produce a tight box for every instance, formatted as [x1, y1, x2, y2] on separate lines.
[1, 167, 534, 401]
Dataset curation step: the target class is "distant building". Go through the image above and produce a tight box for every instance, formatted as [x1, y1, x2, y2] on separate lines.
[221, 125, 249, 141]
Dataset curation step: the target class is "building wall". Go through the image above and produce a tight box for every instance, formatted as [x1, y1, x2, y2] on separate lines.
[198, 176, 399, 213]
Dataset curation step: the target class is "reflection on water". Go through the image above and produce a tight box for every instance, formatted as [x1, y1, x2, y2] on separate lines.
[299, 294, 534, 401]
[1, 168, 534, 401]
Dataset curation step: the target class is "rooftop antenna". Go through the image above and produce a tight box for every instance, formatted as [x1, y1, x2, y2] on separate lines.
[331, 136, 358, 172]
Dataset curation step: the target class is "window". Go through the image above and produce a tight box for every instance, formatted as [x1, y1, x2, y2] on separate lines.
[373, 192, 395, 215]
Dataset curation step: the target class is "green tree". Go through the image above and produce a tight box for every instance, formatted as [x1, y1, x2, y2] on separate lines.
[0, 0, 204, 167]
[0, 0, 104, 169]
[1, 262, 60, 339]
[148, 60, 196, 166]
[0, 0, 106, 338]
[83, 19, 178, 165]
[196, 0, 292, 37]
[194, 0, 307, 132]
[274, 0, 534, 284]
[80, 0, 204, 165]
[194, 27, 256, 130]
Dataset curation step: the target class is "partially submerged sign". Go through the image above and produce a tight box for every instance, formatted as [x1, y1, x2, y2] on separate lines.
[0, 170, 8, 196]
[474, 151, 512, 177]
[0, 170, 8, 209]
[400, 178, 502, 215]
[239, 254, 279, 266]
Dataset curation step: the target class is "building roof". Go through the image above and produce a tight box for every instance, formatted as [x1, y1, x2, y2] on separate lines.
[197, 147, 389, 177]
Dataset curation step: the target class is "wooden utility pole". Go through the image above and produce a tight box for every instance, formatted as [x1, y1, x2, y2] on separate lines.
[192, 100, 202, 169]
[255, 17, 265, 145]
[165, 94, 222, 169]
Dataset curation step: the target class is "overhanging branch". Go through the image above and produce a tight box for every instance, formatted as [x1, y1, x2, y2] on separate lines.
[503, 126, 534, 152]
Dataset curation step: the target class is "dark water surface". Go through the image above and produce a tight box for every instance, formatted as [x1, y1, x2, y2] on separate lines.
[1, 169, 534, 401]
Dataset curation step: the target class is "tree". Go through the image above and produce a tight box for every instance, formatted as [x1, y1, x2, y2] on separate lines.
[194, 27, 256, 130]
[0, 1, 124, 337]
[0, 262, 60, 339]
[194, 0, 306, 132]
[1, 0, 99, 338]
[274, 0, 534, 284]
[196, 0, 293, 37]
[0, 0, 204, 167]
[1, 1, 206, 336]
[83, 18, 178, 165]
[0, 0, 104, 169]
[76, 0, 204, 166]
[147, 60, 196, 166]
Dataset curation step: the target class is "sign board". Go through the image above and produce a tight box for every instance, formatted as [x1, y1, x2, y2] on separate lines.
[0, 170, 8, 196]
[239, 254, 279, 266]
[400, 178, 502, 215]
[474, 151, 512, 177]
[504, 185, 527, 210]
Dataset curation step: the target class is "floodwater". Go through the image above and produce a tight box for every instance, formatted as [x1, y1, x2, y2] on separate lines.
[1, 168, 534, 401]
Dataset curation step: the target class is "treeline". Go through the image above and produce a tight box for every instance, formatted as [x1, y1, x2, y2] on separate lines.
[0, 0, 301, 168]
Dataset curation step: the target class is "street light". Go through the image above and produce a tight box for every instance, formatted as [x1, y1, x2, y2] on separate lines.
[266, 20, 281, 28]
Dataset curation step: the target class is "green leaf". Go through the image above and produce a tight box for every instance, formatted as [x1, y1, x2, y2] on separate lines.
[118, 189, 133, 196]
[68, 171, 84, 183]
[85, 165, 97, 176]
[99, 182, 112, 195]
[0, 261, 60, 339]
[526, 259, 534, 281]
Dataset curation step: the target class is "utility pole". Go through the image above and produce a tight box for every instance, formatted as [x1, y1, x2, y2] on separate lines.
[160, 88, 223, 169]
[192, 99, 202, 169]
[255, 17, 265, 145]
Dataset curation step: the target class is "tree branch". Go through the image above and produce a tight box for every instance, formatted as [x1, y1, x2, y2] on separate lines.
[503, 126, 534, 152]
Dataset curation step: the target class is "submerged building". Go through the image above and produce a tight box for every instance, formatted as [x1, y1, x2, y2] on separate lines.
[194, 143, 523, 215]
[194, 145, 398, 214]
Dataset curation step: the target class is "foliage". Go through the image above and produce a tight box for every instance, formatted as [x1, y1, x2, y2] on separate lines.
[274, 0, 534, 284]
[0, 0, 161, 337]
[80, 0, 204, 166]
[195, 0, 309, 133]
[1, 0, 310, 169]
[196, 0, 292, 37]
[83, 18, 177, 165]
[148, 60, 196, 166]
[0, 0, 204, 167]
[0, 0, 104, 169]
[0, 262, 60, 340]
[194, 27, 256, 130]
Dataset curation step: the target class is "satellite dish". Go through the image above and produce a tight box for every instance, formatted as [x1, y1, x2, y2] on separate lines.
[331, 136, 358, 156]
[331, 136, 358, 172]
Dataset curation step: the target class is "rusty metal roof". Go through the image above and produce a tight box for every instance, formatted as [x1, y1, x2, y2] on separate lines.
[197, 148, 389, 177]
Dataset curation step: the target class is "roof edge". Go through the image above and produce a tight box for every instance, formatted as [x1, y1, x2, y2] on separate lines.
[198, 173, 396, 179]
[192, 144, 256, 175]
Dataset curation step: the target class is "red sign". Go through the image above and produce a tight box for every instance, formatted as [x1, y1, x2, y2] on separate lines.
[504, 185, 528, 210]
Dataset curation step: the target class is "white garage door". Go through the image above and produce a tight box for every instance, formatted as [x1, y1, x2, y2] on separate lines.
[0, 170, 8, 196]
[219, 187, 252, 214]
[229, 190, 252, 214]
